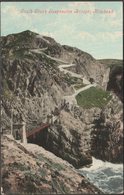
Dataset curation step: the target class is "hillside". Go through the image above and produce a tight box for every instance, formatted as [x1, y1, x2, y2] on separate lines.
[98, 59, 123, 68]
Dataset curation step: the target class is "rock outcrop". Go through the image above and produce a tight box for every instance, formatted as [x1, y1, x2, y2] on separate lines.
[1, 31, 73, 130]
[37, 107, 102, 168]
[1, 135, 103, 194]
[107, 65, 123, 102]
[91, 95, 123, 162]
[98, 59, 123, 101]
[60, 45, 109, 88]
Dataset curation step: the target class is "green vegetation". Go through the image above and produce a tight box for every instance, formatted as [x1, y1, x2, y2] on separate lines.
[24, 172, 40, 192]
[59, 181, 70, 193]
[74, 83, 86, 90]
[76, 87, 112, 108]
[98, 59, 123, 68]
[11, 162, 30, 171]
[37, 154, 64, 171]
[51, 163, 64, 171]
[6, 30, 37, 48]
[51, 179, 70, 194]
[13, 49, 27, 59]
[2, 80, 15, 102]
[38, 168, 47, 178]
[3, 90, 16, 104]
[65, 76, 83, 86]
[31, 52, 58, 69]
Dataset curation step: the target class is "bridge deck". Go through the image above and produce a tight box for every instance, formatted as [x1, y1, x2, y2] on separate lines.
[26, 123, 50, 138]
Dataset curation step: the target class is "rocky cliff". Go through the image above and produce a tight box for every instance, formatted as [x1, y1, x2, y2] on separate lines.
[1, 30, 123, 170]
[91, 95, 123, 162]
[1, 135, 103, 194]
[60, 45, 110, 89]
[1, 30, 73, 129]
[98, 59, 123, 101]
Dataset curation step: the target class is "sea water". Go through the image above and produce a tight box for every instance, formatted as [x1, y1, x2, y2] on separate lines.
[79, 157, 123, 194]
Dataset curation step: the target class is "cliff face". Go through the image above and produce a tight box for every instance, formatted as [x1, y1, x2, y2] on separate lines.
[1, 30, 74, 130]
[35, 107, 101, 168]
[98, 59, 123, 101]
[107, 66, 123, 102]
[60, 45, 109, 89]
[91, 95, 123, 162]
[1, 135, 103, 195]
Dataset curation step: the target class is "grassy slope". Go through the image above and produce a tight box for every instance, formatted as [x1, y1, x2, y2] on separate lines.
[76, 87, 112, 109]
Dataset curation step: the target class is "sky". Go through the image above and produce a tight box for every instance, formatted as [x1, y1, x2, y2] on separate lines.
[1, 1, 123, 59]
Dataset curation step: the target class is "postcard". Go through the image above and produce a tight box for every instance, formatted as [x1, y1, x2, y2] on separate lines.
[1, 1, 123, 194]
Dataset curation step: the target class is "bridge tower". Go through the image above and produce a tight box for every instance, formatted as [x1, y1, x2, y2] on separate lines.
[22, 121, 27, 144]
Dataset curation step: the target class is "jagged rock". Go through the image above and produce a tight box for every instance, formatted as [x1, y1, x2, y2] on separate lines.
[91, 95, 123, 162]
[60, 45, 110, 89]
[98, 59, 123, 101]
